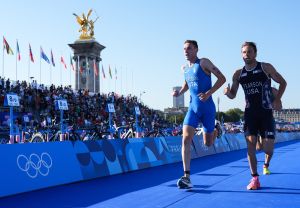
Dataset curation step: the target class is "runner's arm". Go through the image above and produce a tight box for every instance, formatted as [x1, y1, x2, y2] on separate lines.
[201, 58, 226, 97]
[263, 63, 287, 100]
[224, 69, 241, 99]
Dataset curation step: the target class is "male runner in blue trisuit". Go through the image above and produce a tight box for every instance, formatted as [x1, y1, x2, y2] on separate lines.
[173, 40, 226, 189]
[224, 42, 286, 190]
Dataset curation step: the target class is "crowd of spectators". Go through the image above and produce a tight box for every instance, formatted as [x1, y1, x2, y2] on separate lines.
[0, 76, 170, 132]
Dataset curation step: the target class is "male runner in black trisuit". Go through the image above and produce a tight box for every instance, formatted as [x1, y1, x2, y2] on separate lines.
[224, 42, 286, 190]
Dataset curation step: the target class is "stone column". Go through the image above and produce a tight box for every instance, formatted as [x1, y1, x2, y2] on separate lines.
[69, 39, 105, 93]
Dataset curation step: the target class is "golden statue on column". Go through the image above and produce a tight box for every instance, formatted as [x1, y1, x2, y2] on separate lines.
[73, 9, 99, 40]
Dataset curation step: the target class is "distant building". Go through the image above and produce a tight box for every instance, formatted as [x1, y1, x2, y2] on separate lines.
[173, 86, 184, 108]
[162, 87, 187, 124]
[273, 109, 300, 123]
[163, 106, 188, 124]
[164, 107, 188, 115]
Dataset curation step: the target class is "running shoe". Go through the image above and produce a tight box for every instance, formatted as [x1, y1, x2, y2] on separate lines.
[263, 166, 271, 175]
[177, 176, 193, 189]
[247, 176, 260, 190]
[215, 122, 223, 138]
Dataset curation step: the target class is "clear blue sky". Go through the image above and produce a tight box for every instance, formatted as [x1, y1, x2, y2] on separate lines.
[1, 0, 299, 111]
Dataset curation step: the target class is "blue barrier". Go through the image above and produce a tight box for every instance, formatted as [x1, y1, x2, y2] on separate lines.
[224, 133, 247, 151]
[213, 136, 231, 153]
[276, 132, 300, 143]
[72, 136, 191, 180]
[0, 132, 299, 197]
[162, 136, 198, 160]
[0, 142, 82, 197]
[192, 135, 216, 157]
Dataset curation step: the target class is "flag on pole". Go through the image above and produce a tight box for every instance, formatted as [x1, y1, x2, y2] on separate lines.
[101, 65, 106, 79]
[50, 50, 55, 67]
[16, 40, 21, 61]
[61, 56, 67, 69]
[115, 67, 117, 80]
[109, 65, 112, 79]
[70, 55, 75, 71]
[40, 47, 50, 64]
[93, 59, 98, 76]
[29, 44, 34, 62]
[3, 37, 14, 55]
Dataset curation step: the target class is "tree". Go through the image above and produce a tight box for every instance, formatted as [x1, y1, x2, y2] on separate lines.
[225, 108, 244, 122]
[166, 114, 184, 124]
[216, 111, 226, 122]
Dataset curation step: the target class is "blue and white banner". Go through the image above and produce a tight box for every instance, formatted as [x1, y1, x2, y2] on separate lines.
[0, 142, 82, 197]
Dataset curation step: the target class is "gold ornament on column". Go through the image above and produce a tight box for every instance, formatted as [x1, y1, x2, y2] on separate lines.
[73, 9, 99, 40]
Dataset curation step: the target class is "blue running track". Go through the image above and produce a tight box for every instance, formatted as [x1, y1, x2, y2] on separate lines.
[0, 140, 300, 208]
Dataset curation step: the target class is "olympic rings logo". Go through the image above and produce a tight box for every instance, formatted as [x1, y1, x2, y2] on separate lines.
[17, 152, 53, 178]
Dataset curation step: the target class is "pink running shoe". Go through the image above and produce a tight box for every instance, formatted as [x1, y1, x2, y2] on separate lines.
[247, 176, 260, 190]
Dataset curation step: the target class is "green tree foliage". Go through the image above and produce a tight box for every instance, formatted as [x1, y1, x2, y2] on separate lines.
[166, 114, 185, 124]
[225, 108, 244, 122]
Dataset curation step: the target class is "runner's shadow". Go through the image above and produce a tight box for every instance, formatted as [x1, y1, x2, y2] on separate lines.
[268, 172, 300, 175]
[196, 173, 232, 176]
[275, 151, 290, 153]
[167, 184, 211, 189]
[261, 186, 300, 191]
[187, 188, 300, 195]
[281, 148, 297, 150]
[241, 160, 264, 163]
[227, 165, 248, 168]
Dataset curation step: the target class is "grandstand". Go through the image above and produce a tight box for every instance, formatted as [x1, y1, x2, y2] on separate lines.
[0, 76, 171, 142]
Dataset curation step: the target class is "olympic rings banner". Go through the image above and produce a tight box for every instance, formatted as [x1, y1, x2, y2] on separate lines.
[0, 142, 82, 197]
[0, 133, 299, 197]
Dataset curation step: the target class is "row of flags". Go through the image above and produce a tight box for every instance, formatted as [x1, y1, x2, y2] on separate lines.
[4, 36, 68, 68]
[2, 36, 118, 79]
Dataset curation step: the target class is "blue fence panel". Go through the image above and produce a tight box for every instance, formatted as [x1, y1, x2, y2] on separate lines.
[214, 135, 231, 153]
[156, 136, 183, 162]
[72, 139, 125, 180]
[224, 133, 247, 151]
[127, 137, 165, 170]
[275, 133, 287, 143]
[161, 136, 198, 160]
[287, 132, 299, 141]
[192, 135, 216, 157]
[0, 142, 82, 197]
